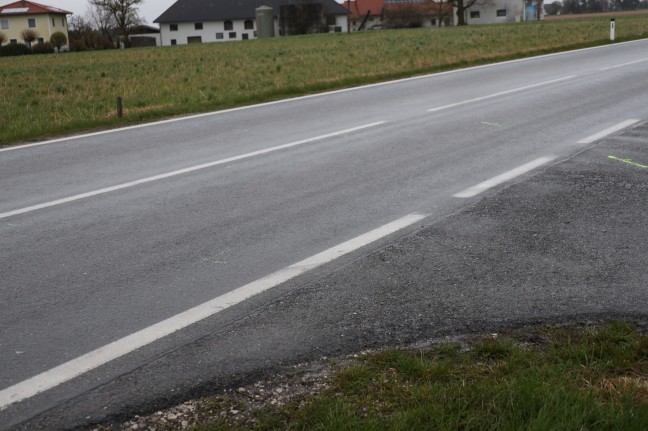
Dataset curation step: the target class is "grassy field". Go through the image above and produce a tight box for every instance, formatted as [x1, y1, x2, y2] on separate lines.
[2, 16, 648, 147]
[191, 322, 648, 430]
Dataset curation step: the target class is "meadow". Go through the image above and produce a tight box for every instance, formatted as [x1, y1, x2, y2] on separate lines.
[2, 15, 648, 146]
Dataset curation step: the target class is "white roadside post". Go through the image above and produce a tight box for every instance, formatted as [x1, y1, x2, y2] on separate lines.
[610, 18, 616, 41]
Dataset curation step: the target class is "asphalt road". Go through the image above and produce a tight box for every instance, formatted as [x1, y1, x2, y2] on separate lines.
[1, 39, 648, 429]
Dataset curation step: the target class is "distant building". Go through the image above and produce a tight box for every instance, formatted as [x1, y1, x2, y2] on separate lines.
[0, 0, 71, 48]
[155, 0, 349, 46]
[344, 0, 453, 30]
[129, 24, 161, 47]
[343, 0, 543, 30]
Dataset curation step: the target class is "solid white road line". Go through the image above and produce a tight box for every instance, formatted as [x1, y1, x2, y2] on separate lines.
[0, 212, 428, 410]
[577, 119, 640, 144]
[427, 76, 575, 113]
[453, 156, 556, 198]
[0, 122, 385, 220]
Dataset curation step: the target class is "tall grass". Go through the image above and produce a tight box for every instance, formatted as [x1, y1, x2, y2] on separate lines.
[2, 16, 648, 147]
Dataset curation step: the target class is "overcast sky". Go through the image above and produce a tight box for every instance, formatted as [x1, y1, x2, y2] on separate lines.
[49, 1, 177, 25]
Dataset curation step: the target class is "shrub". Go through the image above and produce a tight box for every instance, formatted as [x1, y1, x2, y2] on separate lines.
[0, 43, 31, 57]
[32, 42, 55, 54]
[0, 31, 6, 45]
[50, 31, 68, 52]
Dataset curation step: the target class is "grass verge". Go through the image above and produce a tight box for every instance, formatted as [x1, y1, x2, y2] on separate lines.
[108, 321, 648, 430]
[2, 16, 648, 147]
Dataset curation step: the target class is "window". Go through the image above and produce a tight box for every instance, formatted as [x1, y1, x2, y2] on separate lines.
[28, 18, 36, 28]
[244, 19, 253, 30]
[216, 32, 224, 39]
[1, 19, 8, 29]
[470, 11, 480, 18]
[242, 33, 249, 40]
[224, 20, 233, 30]
[187, 36, 202, 44]
[497, 9, 507, 16]
[228, 31, 236, 39]
[170, 23, 178, 31]
[194, 22, 203, 30]
[10, 39, 17, 43]
[37, 37, 44, 44]
[170, 39, 177, 45]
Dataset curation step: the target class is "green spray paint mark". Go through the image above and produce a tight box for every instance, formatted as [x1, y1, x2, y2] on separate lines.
[480, 121, 501, 127]
[608, 156, 648, 169]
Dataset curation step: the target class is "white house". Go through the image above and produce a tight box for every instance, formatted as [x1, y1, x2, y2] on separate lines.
[460, 0, 543, 25]
[155, 0, 348, 46]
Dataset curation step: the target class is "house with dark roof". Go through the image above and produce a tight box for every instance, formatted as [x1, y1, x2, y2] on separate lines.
[0, 0, 71, 48]
[154, 0, 348, 46]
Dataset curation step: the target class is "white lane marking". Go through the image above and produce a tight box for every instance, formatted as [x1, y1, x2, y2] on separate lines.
[427, 76, 575, 113]
[600, 57, 648, 70]
[453, 156, 556, 198]
[577, 119, 640, 144]
[0, 212, 428, 410]
[0, 122, 385, 220]
[3, 38, 648, 153]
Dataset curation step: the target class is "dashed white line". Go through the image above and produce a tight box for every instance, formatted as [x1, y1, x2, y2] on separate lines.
[577, 119, 640, 144]
[600, 57, 648, 71]
[453, 156, 556, 198]
[427, 76, 575, 113]
[0, 212, 428, 410]
[0, 122, 385, 220]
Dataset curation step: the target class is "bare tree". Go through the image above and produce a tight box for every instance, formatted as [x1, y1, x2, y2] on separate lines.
[20, 28, 38, 48]
[89, 0, 142, 47]
[86, 2, 115, 40]
[536, 0, 544, 19]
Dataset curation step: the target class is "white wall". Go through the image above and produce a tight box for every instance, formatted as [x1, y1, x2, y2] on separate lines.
[159, 15, 347, 46]
[458, 0, 526, 25]
[160, 19, 257, 45]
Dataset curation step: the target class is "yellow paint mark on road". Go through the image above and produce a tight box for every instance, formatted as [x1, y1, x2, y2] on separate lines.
[608, 156, 648, 169]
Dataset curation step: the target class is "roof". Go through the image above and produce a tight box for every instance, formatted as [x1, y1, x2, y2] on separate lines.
[0, 0, 71, 16]
[343, 0, 452, 20]
[155, 0, 347, 23]
[343, 0, 385, 20]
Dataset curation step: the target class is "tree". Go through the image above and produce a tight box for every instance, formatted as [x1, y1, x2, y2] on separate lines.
[536, 0, 544, 19]
[451, 0, 486, 25]
[544, 1, 563, 14]
[20, 28, 38, 49]
[50, 31, 67, 52]
[89, 0, 142, 47]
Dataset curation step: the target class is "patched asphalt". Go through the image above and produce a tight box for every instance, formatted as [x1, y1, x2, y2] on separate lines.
[11, 121, 648, 430]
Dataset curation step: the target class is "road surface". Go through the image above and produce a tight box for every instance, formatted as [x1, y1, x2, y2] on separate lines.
[1, 39, 648, 429]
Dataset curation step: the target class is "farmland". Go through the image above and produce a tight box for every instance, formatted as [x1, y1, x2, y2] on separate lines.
[1, 15, 648, 147]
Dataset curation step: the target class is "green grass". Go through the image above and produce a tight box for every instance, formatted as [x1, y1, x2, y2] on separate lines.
[195, 322, 648, 430]
[2, 16, 648, 146]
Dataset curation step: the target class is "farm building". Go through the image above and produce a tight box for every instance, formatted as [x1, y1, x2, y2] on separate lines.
[155, 0, 349, 46]
[0, 0, 71, 48]
[343, 0, 542, 30]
